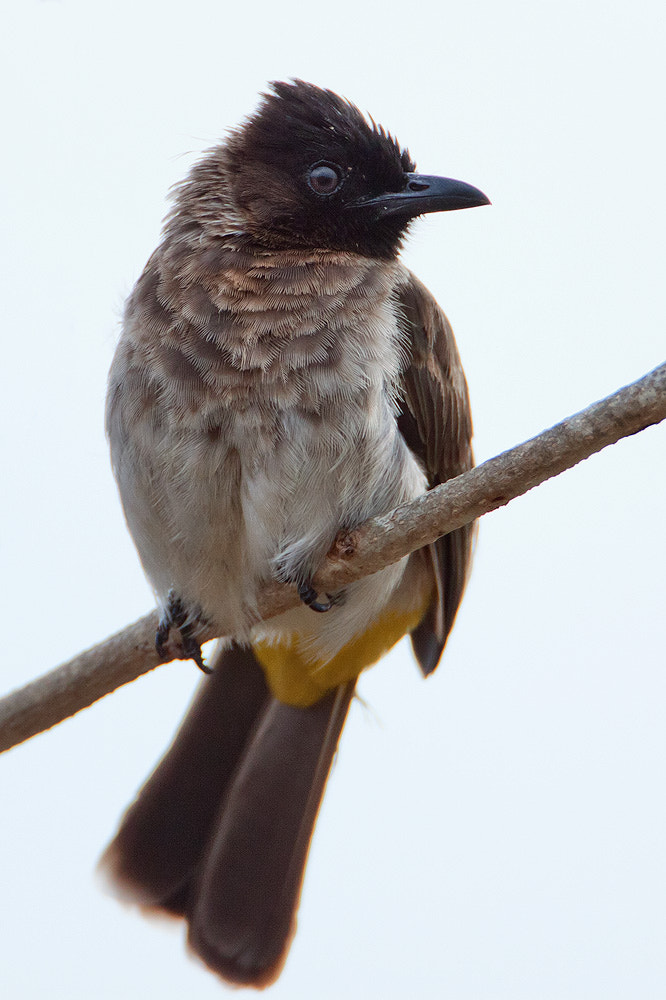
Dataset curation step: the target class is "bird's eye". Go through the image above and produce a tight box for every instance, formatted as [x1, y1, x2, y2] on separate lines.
[307, 162, 344, 196]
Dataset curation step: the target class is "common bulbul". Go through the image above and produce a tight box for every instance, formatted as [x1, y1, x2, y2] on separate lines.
[102, 80, 489, 987]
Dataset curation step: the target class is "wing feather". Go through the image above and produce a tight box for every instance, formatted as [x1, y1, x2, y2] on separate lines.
[395, 270, 475, 675]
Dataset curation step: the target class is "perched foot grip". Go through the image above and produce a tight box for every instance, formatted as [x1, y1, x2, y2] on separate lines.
[156, 593, 212, 674]
[297, 582, 334, 613]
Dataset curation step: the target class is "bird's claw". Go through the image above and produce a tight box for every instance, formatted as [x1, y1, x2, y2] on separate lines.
[297, 582, 340, 613]
[156, 593, 212, 674]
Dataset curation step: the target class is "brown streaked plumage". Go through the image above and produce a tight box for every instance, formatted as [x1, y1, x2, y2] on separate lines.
[101, 80, 488, 986]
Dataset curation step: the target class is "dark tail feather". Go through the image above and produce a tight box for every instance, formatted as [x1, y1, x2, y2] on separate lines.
[100, 645, 355, 987]
[100, 643, 270, 910]
[187, 681, 355, 986]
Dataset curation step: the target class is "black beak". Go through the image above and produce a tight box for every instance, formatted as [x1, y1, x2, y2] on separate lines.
[354, 173, 490, 219]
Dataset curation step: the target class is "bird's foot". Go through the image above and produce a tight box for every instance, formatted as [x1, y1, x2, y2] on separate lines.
[297, 581, 345, 613]
[156, 593, 212, 674]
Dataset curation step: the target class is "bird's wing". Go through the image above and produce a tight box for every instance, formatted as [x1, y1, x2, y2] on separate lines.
[395, 269, 475, 675]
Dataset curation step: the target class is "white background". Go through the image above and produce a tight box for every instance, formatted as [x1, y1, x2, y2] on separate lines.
[2, 1, 665, 997]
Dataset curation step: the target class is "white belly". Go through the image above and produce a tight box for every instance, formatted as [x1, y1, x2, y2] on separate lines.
[108, 251, 425, 661]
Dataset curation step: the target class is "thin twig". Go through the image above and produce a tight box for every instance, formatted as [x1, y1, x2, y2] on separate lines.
[0, 362, 664, 754]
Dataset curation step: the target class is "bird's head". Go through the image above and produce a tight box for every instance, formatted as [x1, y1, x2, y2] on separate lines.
[219, 80, 489, 260]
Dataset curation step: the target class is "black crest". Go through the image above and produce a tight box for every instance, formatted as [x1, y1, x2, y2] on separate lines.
[225, 80, 417, 259]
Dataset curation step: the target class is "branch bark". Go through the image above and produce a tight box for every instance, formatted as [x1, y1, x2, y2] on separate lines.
[1, 362, 664, 754]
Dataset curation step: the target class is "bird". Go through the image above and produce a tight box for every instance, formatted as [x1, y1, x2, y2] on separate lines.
[101, 79, 489, 987]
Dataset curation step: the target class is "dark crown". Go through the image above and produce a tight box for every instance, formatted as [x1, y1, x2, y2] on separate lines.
[224, 80, 418, 259]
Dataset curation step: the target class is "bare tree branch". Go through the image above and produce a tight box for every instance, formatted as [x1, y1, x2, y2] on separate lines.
[1, 362, 664, 755]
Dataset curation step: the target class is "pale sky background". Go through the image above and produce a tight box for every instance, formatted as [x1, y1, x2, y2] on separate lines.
[2, 1, 665, 998]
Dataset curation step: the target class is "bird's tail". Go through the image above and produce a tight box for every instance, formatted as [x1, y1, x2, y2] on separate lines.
[100, 643, 355, 987]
